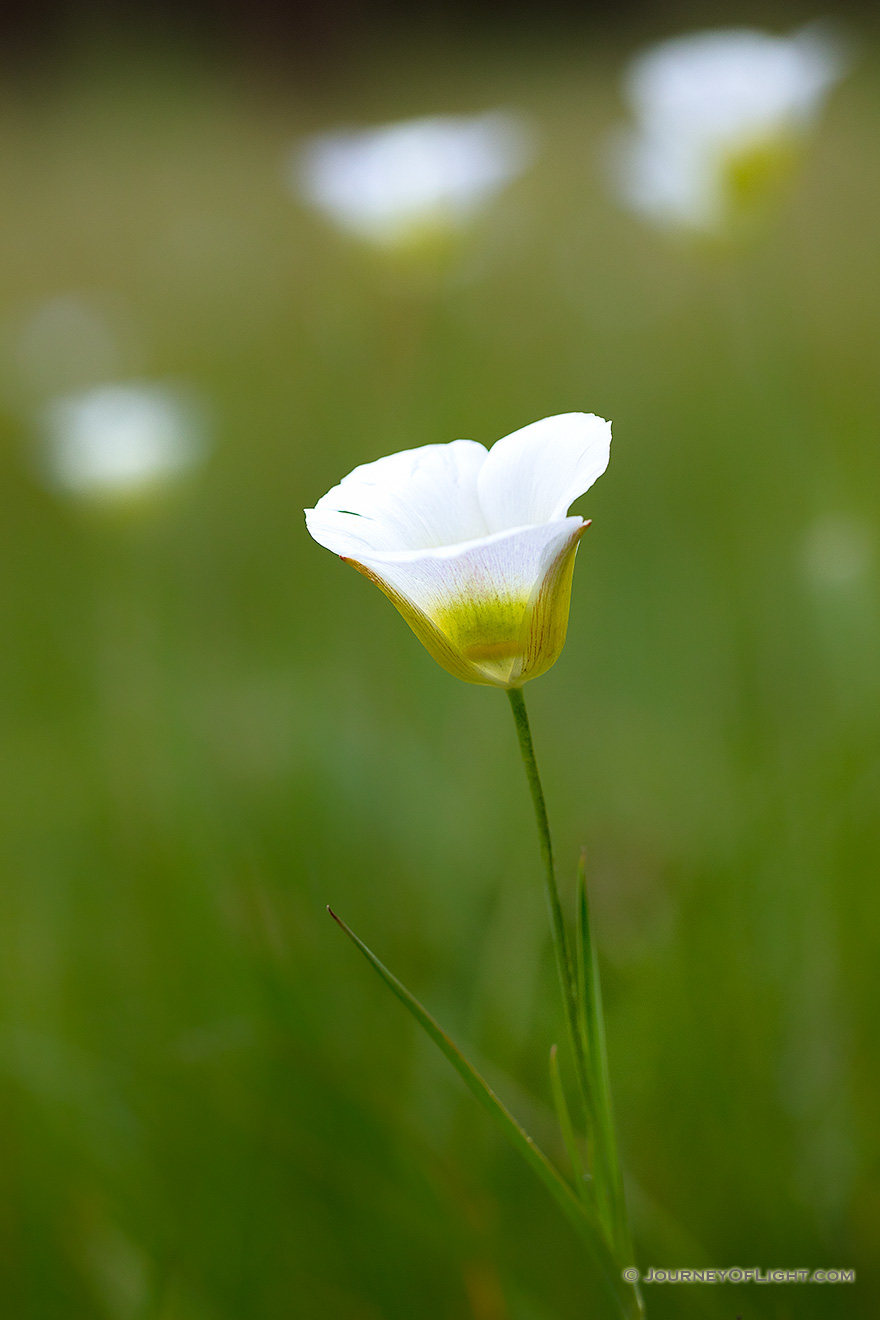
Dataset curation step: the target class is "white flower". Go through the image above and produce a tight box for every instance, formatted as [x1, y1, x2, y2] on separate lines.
[39, 382, 208, 502]
[291, 111, 534, 248]
[305, 413, 610, 688]
[609, 25, 849, 233]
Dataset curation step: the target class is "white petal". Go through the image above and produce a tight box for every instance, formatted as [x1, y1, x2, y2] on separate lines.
[625, 28, 846, 144]
[293, 111, 535, 242]
[477, 413, 611, 533]
[305, 439, 489, 556]
[347, 517, 584, 686]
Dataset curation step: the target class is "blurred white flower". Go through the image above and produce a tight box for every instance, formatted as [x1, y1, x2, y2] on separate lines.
[609, 25, 849, 233]
[305, 413, 610, 688]
[291, 111, 535, 248]
[39, 382, 208, 502]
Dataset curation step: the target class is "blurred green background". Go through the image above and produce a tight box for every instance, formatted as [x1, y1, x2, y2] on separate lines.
[0, 3, 878, 1317]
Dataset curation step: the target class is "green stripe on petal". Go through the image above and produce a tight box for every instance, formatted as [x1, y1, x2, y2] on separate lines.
[516, 521, 590, 686]
[344, 517, 589, 688]
[343, 556, 495, 685]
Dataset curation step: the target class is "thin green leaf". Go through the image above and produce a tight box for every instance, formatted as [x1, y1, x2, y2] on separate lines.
[328, 907, 640, 1319]
[575, 855, 635, 1275]
[548, 1044, 590, 1206]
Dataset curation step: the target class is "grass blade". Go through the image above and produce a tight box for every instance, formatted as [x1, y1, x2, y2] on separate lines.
[328, 907, 640, 1318]
[548, 1043, 590, 1206]
[574, 855, 636, 1278]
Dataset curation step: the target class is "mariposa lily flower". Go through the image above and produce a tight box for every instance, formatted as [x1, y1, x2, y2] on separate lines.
[292, 111, 534, 249]
[609, 24, 849, 234]
[305, 413, 610, 687]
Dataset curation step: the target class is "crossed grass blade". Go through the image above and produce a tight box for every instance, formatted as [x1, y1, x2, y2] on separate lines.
[328, 906, 641, 1319]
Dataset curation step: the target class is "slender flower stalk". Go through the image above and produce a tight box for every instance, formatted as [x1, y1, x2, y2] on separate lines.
[508, 686, 640, 1302]
[506, 688, 580, 1077]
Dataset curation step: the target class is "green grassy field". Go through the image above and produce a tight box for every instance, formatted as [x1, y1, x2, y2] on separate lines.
[0, 17, 878, 1318]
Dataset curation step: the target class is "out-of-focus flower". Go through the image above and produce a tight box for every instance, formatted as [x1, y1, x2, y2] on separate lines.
[38, 382, 208, 503]
[291, 111, 535, 249]
[609, 25, 849, 234]
[305, 413, 610, 688]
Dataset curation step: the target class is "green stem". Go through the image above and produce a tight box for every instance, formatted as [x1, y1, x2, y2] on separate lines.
[506, 688, 592, 1119]
[507, 687, 643, 1314]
